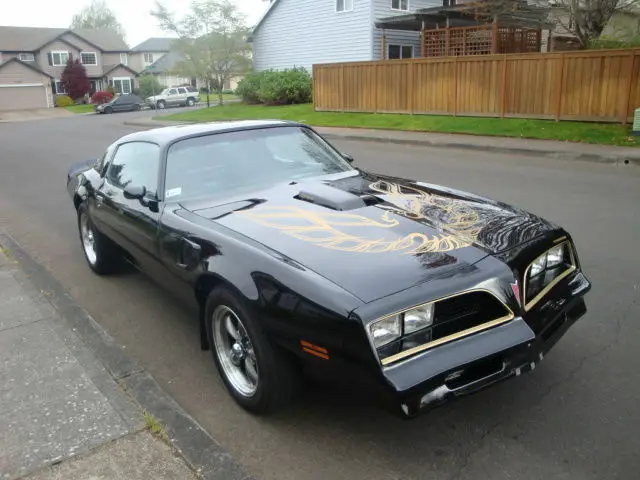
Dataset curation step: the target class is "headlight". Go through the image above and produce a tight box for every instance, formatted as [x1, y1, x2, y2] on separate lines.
[530, 255, 546, 277]
[403, 304, 434, 334]
[546, 244, 564, 267]
[369, 315, 401, 348]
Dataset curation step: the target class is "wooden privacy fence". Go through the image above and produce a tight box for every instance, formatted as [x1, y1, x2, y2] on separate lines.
[312, 48, 640, 123]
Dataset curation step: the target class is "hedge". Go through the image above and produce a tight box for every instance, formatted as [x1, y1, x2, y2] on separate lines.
[236, 67, 312, 105]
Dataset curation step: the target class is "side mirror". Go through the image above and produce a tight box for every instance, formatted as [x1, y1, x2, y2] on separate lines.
[342, 153, 354, 163]
[123, 184, 146, 200]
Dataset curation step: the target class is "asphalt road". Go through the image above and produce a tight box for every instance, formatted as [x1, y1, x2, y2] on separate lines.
[1, 112, 639, 480]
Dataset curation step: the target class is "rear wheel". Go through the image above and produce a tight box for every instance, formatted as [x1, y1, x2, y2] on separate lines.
[77, 202, 121, 275]
[206, 287, 300, 414]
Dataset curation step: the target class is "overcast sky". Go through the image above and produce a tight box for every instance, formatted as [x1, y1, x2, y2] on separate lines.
[2, 0, 269, 47]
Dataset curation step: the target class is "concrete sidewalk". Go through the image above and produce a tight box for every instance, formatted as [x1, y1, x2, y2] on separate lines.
[0, 108, 75, 123]
[123, 117, 640, 166]
[0, 233, 252, 480]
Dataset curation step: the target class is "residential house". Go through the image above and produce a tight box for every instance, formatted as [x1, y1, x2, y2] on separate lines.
[133, 37, 243, 91]
[248, 0, 445, 72]
[129, 37, 176, 75]
[133, 39, 196, 89]
[0, 26, 135, 111]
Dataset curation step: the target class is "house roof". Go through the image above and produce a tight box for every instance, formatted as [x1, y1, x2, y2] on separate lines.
[0, 57, 53, 78]
[0, 26, 67, 51]
[247, 0, 280, 42]
[141, 50, 182, 74]
[130, 37, 177, 52]
[375, 4, 553, 30]
[103, 63, 139, 76]
[70, 28, 129, 51]
[0, 26, 128, 52]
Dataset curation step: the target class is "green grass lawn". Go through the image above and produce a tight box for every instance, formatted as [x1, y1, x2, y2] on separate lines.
[201, 93, 239, 103]
[158, 103, 637, 147]
[65, 104, 95, 114]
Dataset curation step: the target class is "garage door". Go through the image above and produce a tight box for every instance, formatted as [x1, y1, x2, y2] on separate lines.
[0, 84, 48, 111]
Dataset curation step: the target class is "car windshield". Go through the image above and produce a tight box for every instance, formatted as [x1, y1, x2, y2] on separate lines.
[164, 126, 355, 201]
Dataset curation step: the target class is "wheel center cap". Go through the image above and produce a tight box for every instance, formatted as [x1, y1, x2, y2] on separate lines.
[230, 342, 245, 366]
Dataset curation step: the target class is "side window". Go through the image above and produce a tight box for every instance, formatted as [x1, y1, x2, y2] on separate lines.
[168, 88, 178, 95]
[177, 87, 187, 94]
[106, 142, 160, 196]
[98, 144, 116, 177]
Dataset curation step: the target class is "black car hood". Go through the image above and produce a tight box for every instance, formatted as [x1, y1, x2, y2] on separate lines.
[183, 171, 559, 303]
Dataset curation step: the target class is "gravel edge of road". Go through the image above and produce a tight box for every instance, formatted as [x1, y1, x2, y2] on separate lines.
[0, 231, 254, 480]
[122, 118, 640, 167]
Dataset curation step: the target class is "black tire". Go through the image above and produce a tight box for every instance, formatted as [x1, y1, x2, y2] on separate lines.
[77, 202, 120, 275]
[205, 287, 300, 414]
[104, 106, 113, 114]
[134, 104, 141, 111]
[157, 100, 166, 109]
[186, 97, 195, 106]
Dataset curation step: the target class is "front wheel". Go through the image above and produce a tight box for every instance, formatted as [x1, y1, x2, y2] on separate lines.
[186, 97, 195, 106]
[77, 202, 120, 275]
[104, 106, 113, 114]
[156, 100, 166, 109]
[206, 288, 300, 414]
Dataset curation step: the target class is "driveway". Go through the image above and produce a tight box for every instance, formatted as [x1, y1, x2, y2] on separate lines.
[0, 113, 638, 480]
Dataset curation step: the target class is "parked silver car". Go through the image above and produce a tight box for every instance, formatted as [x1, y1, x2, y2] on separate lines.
[147, 86, 200, 109]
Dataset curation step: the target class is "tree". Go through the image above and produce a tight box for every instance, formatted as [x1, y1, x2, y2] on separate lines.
[61, 55, 90, 101]
[138, 73, 163, 99]
[151, 0, 252, 106]
[547, 0, 640, 47]
[466, 0, 639, 48]
[71, 0, 126, 40]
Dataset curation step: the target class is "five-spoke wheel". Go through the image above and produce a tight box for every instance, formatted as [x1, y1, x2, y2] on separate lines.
[206, 288, 300, 414]
[212, 305, 259, 397]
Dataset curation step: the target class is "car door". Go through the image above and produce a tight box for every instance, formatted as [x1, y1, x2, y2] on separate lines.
[93, 140, 164, 272]
[176, 87, 188, 104]
[166, 88, 179, 106]
[120, 96, 134, 111]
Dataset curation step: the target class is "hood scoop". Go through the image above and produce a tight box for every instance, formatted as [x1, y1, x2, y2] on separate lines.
[294, 183, 380, 211]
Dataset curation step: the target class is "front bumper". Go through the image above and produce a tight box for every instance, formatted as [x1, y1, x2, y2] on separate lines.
[386, 271, 591, 418]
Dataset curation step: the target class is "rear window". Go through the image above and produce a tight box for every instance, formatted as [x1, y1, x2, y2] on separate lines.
[163, 126, 354, 202]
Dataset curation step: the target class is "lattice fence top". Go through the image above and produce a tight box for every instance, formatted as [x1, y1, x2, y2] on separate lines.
[422, 24, 541, 57]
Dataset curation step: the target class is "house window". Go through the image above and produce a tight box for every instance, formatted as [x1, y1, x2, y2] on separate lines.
[50, 51, 69, 66]
[110, 77, 132, 94]
[144, 53, 154, 64]
[120, 53, 128, 65]
[336, 0, 353, 12]
[53, 80, 66, 94]
[388, 44, 414, 59]
[80, 52, 97, 65]
[391, 0, 409, 10]
[18, 53, 35, 62]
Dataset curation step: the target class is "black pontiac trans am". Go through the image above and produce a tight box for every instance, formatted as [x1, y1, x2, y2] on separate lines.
[66, 120, 591, 418]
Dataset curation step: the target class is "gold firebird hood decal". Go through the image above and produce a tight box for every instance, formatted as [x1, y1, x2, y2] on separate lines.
[236, 180, 482, 255]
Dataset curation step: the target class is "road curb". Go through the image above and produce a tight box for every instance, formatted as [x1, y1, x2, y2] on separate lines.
[0, 231, 254, 480]
[121, 118, 639, 167]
